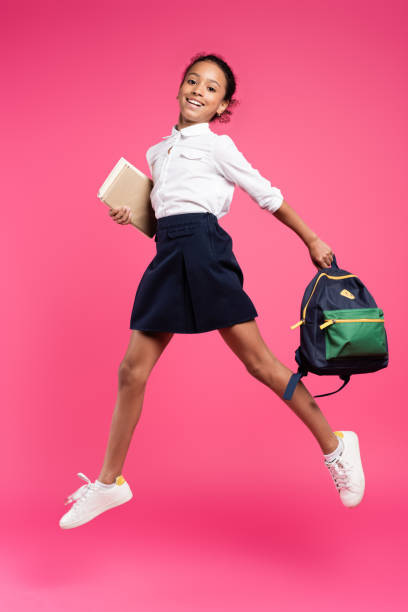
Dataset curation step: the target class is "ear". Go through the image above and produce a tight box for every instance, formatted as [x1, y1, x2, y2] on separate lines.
[217, 100, 230, 115]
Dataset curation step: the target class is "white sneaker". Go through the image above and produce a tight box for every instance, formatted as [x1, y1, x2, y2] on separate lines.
[325, 431, 365, 508]
[59, 472, 133, 529]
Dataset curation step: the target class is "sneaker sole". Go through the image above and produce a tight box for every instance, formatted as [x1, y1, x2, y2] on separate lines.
[59, 490, 133, 529]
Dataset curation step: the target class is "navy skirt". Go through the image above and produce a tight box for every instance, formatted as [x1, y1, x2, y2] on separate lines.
[129, 212, 258, 334]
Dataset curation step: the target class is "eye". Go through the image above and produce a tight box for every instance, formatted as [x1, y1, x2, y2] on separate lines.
[187, 78, 216, 93]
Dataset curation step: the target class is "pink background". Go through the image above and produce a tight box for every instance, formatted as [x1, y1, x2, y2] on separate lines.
[2, 0, 407, 609]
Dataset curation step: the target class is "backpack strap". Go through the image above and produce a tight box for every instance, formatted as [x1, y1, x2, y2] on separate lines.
[283, 366, 308, 401]
[284, 372, 351, 401]
[313, 375, 351, 398]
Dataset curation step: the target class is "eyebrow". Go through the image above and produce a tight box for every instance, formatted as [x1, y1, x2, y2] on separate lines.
[187, 72, 221, 87]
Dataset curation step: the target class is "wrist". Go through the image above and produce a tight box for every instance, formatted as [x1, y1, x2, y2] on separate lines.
[305, 233, 319, 248]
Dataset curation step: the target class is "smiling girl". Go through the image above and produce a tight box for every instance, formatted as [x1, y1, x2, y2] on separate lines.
[59, 53, 365, 529]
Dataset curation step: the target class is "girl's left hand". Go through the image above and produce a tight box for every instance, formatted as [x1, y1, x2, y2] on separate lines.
[308, 237, 334, 269]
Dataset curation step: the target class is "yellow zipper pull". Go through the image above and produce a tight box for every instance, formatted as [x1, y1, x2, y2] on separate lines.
[320, 319, 335, 330]
[290, 319, 304, 330]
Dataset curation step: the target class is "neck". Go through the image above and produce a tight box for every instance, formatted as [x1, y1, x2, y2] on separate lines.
[176, 116, 207, 130]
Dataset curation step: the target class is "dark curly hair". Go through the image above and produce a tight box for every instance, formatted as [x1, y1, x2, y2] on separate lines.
[179, 52, 239, 124]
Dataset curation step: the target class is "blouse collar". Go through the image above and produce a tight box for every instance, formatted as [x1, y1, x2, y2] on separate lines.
[162, 122, 211, 140]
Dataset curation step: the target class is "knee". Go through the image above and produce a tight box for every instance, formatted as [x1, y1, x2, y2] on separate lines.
[245, 356, 269, 381]
[245, 354, 280, 387]
[118, 359, 149, 388]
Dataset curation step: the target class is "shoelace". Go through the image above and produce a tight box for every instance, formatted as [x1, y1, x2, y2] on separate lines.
[64, 472, 97, 509]
[325, 458, 353, 492]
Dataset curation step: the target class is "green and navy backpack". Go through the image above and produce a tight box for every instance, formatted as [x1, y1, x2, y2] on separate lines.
[283, 254, 389, 400]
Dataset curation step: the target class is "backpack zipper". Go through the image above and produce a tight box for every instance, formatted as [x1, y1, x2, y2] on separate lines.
[319, 317, 385, 330]
[290, 273, 357, 329]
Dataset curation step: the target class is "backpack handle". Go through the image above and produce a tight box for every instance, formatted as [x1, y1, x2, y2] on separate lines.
[322, 253, 339, 270]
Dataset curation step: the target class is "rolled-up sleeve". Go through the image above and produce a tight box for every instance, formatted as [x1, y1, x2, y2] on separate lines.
[213, 135, 284, 213]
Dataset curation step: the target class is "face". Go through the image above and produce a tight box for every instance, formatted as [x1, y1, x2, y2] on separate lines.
[176, 61, 229, 127]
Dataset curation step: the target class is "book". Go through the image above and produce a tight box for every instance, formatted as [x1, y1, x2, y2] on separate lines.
[97, 157, 157, 238]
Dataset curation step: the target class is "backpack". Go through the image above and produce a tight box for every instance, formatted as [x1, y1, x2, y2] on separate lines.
[283, 254, 389, 400]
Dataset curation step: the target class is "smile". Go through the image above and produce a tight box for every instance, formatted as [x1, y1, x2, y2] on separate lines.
[186, 97, 204, 107]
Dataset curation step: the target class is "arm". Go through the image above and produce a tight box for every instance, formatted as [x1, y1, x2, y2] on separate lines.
[213, 136, 333, 269]
[213, 135, 284, 213]
[273, 199, 334, 269]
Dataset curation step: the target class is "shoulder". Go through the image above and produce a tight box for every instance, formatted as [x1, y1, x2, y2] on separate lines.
[146, 140, 163, 157]
[213, 133, 236, 148]
[146, 140, 167, 165]
[213, 133, 239, 157]
[212, 133, 243, 167]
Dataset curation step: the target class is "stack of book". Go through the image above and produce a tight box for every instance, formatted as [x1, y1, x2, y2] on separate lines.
[97, 157, 156, 238]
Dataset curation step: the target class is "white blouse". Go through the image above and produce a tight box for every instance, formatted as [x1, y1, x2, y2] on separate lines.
[146, 121, 284, 220]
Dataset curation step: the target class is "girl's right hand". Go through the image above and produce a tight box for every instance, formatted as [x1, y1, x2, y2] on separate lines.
[109, 206, 133, 225]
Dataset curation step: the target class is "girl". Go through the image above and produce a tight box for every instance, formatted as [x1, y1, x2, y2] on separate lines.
[59, 53, 365, 529]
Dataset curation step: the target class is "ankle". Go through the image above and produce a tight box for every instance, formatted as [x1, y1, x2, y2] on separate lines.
[97, 474, 118, 485]
[321, 433, 341, 455]
[323, 435, 344, 463]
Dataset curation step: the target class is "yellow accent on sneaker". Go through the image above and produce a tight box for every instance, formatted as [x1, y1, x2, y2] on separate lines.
[334, 431, 344, 438]
[116, 475, 126, 486]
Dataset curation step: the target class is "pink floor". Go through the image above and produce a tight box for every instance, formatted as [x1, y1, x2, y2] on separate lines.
[3, 477, 407, 610]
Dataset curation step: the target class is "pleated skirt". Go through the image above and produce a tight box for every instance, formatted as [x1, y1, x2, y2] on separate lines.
[129, 212, 258, 334]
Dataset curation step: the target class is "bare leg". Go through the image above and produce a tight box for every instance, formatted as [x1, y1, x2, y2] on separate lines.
[97, 329, 174, 483]
[218, 319, 339, 455]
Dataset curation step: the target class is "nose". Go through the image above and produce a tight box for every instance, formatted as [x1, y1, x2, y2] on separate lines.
[192, 84, 204, 96]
